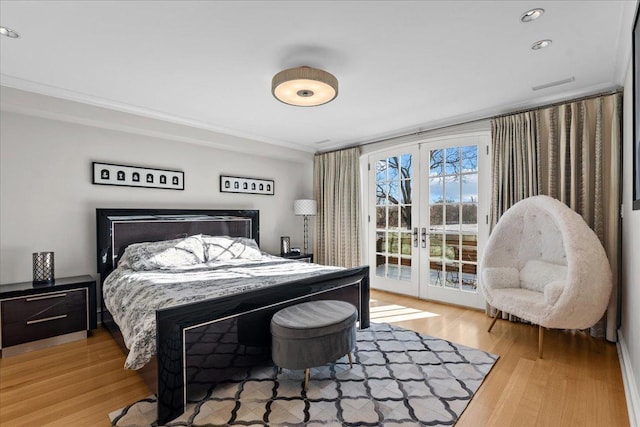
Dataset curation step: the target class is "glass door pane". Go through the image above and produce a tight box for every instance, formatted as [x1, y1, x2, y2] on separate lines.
[369, 149, 419, 297]
[375, 155, 412, 281]
[420, 137, 486, 309]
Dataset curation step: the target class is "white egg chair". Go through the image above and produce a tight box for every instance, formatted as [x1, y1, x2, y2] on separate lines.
[479, 195, 612, 358]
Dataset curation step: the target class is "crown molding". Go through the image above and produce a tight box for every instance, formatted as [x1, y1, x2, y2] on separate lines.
[0, 74, 316, 156]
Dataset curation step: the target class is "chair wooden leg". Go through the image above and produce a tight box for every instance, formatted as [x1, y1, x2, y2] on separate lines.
[488, 310, 501, 332]
[347, 352, 353, 368]
[304, 368, 310, 391]
[538, 325, 544, 359]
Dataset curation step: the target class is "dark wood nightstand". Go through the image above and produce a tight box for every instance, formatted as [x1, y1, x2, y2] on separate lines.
[0, 275, 97, 357]
[280, 253, 313, 263]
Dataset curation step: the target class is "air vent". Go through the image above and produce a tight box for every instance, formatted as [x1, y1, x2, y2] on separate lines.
[532, 77, 576, 91]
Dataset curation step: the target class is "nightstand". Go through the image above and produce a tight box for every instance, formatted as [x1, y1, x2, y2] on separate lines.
[281, 253, 313, 263]
[0, 275, 97, 357]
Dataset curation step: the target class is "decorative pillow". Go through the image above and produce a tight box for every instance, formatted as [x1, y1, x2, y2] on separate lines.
[201, 235, 263, 261]
[123, 236, 206, 271]
[519, 259, 567, 293]
[482, 267, 519, 289]
[119, 237, 181, 267]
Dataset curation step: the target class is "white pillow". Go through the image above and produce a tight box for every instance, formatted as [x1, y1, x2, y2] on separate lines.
[201, 235, 263, 261]
[122, 236, 206, 271]
[519, 259, 567, 293]
[482, 267, 519, 289]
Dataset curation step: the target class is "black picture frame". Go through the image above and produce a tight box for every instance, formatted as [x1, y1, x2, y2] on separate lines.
[219, 175, 275, 195]
[280, 236, 291, 255]
[633, 3, 640, 210]
[92, 162, 184, 190]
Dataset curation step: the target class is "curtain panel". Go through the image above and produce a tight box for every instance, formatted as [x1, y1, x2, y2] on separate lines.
[490, 112, 541, 228]
[490, 92, 622, 341]
[313, 147, 361, 267]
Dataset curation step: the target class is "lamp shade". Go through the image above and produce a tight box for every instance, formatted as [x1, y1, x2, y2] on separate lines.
[294, 199, 317, 216]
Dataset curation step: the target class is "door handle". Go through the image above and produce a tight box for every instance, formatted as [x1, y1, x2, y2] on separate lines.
[421, 227, 428, 248]
[413, 227, 418, 248]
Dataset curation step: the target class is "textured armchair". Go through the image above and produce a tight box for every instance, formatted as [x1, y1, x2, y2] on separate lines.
[479, 195, 612, 357]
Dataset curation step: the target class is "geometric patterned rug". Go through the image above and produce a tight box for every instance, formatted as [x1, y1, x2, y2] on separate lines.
[109, 322, 498, 426]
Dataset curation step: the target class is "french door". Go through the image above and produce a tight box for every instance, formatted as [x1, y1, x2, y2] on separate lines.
[370, 146, 421, 296]
[367, 135, 490, 309]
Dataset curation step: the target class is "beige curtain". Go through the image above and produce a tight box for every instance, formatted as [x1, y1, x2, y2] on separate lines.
[313, 147, 361, 267]
[490, 92, 622, 341]
[490, 112, 541, 228]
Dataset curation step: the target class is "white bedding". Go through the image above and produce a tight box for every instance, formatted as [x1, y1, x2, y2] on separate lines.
[103, 253, 341, 369]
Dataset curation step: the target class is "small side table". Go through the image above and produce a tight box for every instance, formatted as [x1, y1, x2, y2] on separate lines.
[0, 275, 97, 357]
[280, 253, 313, 263]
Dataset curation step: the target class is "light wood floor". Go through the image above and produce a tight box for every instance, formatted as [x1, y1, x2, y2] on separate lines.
[0, 290, 629, 426]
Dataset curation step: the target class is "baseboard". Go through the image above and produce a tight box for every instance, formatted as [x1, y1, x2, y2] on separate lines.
[618, 329, 640, 427]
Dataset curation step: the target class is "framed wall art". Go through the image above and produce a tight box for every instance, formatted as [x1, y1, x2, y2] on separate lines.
[220, 175, 274, 195]
[92, 162, 184, 190]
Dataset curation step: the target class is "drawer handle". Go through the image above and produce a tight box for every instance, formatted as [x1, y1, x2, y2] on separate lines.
[26, 293, 67, 302]
[26, 314, 67, 325]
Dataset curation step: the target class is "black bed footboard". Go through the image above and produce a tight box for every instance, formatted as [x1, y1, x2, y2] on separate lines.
[155, 266, 370, 425]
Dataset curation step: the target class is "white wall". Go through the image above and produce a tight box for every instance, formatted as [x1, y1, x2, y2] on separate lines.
[0, 111, 314, 284]
[621, 58, 640, 425]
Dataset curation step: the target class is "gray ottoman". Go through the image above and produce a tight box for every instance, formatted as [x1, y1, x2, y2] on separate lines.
[270, 299, 358, 390]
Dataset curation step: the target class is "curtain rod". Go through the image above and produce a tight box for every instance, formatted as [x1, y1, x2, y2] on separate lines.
[317, 117, 488, 155]
[315, 144, 362, 156]
[319, 86, 624, 154]
[491, 87, 623, 119]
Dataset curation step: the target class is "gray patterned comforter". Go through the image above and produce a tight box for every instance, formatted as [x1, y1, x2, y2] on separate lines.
[103, 255, 341, 369]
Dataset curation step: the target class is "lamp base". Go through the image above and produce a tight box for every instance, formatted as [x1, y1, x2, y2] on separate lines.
[303, 216, 310, 255]
[33, 279, 55, 286]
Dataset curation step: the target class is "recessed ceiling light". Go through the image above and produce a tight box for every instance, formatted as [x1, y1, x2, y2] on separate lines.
[531, 39, 552, 50]
[0, 26, 20, 39]
[521, 8, 545, 23]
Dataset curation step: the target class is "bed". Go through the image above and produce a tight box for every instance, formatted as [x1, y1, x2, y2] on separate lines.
[96, 208, 370, 424]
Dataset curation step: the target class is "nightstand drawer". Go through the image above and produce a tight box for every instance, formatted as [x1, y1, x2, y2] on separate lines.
[1, 289, 87, 347]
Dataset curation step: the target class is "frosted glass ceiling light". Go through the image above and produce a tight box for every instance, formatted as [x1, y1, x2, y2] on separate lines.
[272, 66, 338, 107]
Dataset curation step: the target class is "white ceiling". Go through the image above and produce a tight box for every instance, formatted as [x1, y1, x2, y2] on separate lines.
[0, 1, 636, 154]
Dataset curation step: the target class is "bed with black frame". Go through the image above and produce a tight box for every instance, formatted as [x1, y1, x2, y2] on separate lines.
[96, 208, 370, 424]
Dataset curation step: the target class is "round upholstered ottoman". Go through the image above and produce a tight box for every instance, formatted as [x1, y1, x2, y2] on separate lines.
[270, 299, 358, 390]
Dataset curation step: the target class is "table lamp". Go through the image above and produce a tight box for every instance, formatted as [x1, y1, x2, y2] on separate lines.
[294, 199, 317, 255]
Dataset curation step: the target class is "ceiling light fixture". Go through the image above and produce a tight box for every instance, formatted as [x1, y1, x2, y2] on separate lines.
[521, 8, 545, 23]
[272, 66, 338, 107]
[0, 26, 20, 38]
[531, 39, 552, 50]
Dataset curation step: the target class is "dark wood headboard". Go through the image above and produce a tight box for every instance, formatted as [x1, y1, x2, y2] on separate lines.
[96, 208, 259, 281]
